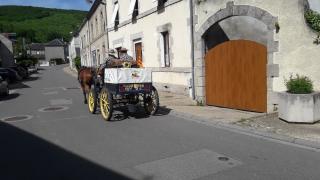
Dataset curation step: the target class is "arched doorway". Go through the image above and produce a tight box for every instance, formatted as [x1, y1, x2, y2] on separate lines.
[205, 40, 267, 112]
[194, 2, 279, 112]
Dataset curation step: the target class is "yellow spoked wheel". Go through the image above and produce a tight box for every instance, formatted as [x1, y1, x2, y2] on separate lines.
[100, 87, 113, 121]
[88, 88, 97, 114]
[144, 86, 159, 115]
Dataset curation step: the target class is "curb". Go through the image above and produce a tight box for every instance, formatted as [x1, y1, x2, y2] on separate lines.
[169, 110, 320, 151]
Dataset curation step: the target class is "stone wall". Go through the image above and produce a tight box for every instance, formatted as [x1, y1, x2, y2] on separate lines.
[193, 0, 320, 112]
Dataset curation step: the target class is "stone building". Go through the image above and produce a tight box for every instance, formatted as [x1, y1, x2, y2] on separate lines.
[193, 0, 320, 112]
[106, 0, 193, 96]
[27, 43, 45, 65]
[68, 35, 80, 70]
[44, 39, 68, 66]
[79, 0, 108, 67]
[78, 0, 320, 113]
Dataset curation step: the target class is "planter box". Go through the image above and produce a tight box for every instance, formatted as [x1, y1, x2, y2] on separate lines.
[278, 92, 320, 123]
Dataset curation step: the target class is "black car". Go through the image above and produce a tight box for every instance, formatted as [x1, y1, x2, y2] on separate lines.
[0, 68, 22, 83]
[8, 66, 29, 79]
[0, 75, 9, 96]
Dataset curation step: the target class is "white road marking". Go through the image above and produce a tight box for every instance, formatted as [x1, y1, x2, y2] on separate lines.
[43, 91, 58, 95]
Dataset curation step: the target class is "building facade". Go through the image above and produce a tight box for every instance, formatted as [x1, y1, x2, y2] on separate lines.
[68, 35, 81, 69]
[0, 34, 14, 67]
[106, 0, 193, 96]
[193, 0, 320, 112]
[44, 39, 67, 66]
[79, 0, 320, 113]
[79, 0, 108, 68]
[27, 43, 45, 66]
[79, 20, 90, 66]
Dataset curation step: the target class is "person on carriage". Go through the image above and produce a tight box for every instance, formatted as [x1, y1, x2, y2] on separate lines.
[118, 47, 133, 61]
[106, 49, 118, 62]
[118, 47, 138, 68]
[94, 49, 118, 84]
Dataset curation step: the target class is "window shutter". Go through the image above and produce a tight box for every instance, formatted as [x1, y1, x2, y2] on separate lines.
[109, 3, 119, 27]
[128, 0, 137, 16]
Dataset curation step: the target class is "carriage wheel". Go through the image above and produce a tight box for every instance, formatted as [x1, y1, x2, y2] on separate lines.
[100, 87, 113, 121]
[144, 86, 159, 115]
[88, 88, 97, 114]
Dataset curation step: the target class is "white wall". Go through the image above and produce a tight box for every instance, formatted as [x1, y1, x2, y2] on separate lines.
[106, 0, 193, 94]
[69, 36, 80, 69]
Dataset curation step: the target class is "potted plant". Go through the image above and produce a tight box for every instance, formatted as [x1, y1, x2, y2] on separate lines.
[278, 74, 320, 123]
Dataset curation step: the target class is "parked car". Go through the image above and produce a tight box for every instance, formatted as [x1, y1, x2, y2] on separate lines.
[0, 75, 9, 96]
[0, 69, 9, 82]
[8, 65, 29, 79]
[0, 68, 22, 83]
[28, 65, 38, 74]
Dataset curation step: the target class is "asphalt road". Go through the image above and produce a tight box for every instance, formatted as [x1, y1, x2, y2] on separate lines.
[0, 65, 320, 180]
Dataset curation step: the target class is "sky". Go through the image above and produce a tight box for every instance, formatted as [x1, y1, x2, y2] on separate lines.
[0, 0, 91, 11]
[309, 0, 320, 12]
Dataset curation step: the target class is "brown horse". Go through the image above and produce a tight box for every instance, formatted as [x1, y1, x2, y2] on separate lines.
[77, 60, 138, 104]
[78, 67, 95, 104]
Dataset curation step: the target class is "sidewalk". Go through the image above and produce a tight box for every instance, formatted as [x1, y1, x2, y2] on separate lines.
[64, 66, 320, 149]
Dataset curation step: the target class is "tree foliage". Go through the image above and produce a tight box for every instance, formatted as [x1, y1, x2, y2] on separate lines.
[0, 6, 86, 43]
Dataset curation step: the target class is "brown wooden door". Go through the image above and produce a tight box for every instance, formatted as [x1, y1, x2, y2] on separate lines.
[205, 40, 267, 112]
[135, 42, 143, 67]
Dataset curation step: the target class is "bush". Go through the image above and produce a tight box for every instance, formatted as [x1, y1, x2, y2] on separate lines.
[16, 55, 38, 67]
[285, 74, 313, 94]
[305, 9, 320, 32]
[74, 56, 81, 70]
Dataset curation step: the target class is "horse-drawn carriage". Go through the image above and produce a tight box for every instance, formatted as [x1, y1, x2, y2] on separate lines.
[85, 64, 159, 121]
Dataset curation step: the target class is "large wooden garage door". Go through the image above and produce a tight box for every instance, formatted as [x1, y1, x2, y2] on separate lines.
[205, 40, 267, 112]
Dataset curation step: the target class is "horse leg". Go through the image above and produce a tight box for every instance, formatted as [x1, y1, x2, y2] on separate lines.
[83, 90, 88, 104]
[83, 84, 91, 104]
[81, 84, 88, 104]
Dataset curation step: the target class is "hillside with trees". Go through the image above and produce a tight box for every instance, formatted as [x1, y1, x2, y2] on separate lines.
[0, 5, 87, 43]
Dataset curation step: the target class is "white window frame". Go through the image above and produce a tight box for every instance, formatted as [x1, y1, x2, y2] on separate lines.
[160, 31, 170, 67]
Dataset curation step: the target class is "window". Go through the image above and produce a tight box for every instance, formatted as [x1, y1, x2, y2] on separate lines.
[95, 16, 98, 36]
[110, 2, 119, 27]
[160, 31, 170, 67]
[91, 23, 94, 40]
[92, 50, 97, 67]
[128, 0, 139, 18]
[100, 11, 104, 32]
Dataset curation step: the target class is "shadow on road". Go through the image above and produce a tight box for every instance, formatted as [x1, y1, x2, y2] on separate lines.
[0, 93, 20, 101]
[110, 106, 172, 121]
[9, 82, 30, 90]
[23, 76, 40, 82]
[0, 122, 133, 180]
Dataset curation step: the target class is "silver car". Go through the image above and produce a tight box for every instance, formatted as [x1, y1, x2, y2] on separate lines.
[0, 75, 9, 96]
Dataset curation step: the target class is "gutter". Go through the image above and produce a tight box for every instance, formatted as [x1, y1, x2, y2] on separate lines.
[189, 0, 195, 100]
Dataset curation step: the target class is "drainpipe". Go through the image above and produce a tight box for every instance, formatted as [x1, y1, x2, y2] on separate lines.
[103, 0, 110, 52]
[189, 0, 195, 100]
[88, 20, 92, 67]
